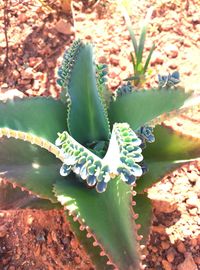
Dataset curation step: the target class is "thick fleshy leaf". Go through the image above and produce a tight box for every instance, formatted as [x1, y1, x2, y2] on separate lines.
[0, 97, 66, 143]
[67, 215, 113, 270]
[0, 137, 63, 202]
[134, 194, 153, 245]
[108, 88, 190, 130]
[54, 177, 140, 270]
[136, 125, 200, 192]
[144, 125, 200, 161]
[62, 42, 110, 144]
[0, 181, 60, 210]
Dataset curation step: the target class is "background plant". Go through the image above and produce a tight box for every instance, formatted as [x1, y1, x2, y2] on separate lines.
[120, 1, 155, 87]
[0, 40, 199, 270]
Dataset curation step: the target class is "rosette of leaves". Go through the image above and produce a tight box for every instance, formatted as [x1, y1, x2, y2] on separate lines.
[0, 40, 199, 270]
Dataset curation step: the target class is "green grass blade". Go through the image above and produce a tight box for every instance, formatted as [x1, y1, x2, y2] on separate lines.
[109, 88, 191, 130]
[143, 43, 155, 73]
[121, 5, 138, 54]
[54, 177, 140, 270]
[137, 25, 147, 65]
[0, 97, 66, 143]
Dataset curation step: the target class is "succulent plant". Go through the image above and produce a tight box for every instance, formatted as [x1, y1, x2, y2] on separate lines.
[0, 40, 199, 270]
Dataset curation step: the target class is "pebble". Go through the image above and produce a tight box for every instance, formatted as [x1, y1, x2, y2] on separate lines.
[152, 226, 166, 234]
[169, 62, 178, 69]
[18, 13, 28, 23]
[164, 44, 179, 58]
[176, 241, 186, 253]
[161, 241, 170, 250]
[194, 256, 200, 264]
[186, 194, 199, 208]
[29, 57, 43, 68]
[162, 259, 172, 270]
[160, 20, 175, 31]
[8, 266, 15, 270]
[153, 200, 177, 213]
[0, 89, 25, 101]
[0, 225, 7, 238]
[12, 70, 20, 80]
[70, 238, 79, 249]
[166, 248, 175, 263]
[109, 54, 119, 66]
[20, 67, 33, 80]
[177, 252, 197, 270]
[150, 51, 164, 65]
[55, 19, 74, 35]
[18, 79, 31, 85]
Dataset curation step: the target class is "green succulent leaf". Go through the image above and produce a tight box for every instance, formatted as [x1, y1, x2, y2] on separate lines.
[0, 181, 61, 210]
[0, 181, 33, 209]
[0, 97, 66, 143]
[134, 194, 152, 245]
[59, 41, 110, 144]
[136, 125, 200, 192]
[109, 88, 190, 130]
[67, 215, 113, 270]
[0, 136, 63, 202]
[54, 177, 140, 270]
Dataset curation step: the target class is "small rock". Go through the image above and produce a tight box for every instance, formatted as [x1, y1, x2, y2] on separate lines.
[12, 70, 20, 80]
[0, 89, 25, 101]
[169, 62, 178, 69]
[186, 194, 199, 208]
[110, 54, 119, 66]
[162, 259, 172, 270]
[85, 34, 92, 40]
[177, 253, 197, 270]
[164, 44, 179, 58]
[194, 256, 200, 264]
[0, 225, 7, 238]
[150, 51, 164, 66]
[176, 241, 186, 253]
[166, 249, 175, 263]
[29, 57, 43, 68]
[119, 58, 129, 71]
[21, 67, 33, 80]
[189, 208, 197, 216]
[109, 67, 120, 78]
[152, 226, 166, 234]
[27, 215, 34, 225]
[18, 13, 28, 23]
[47, 61, 56, 68]
[18, 79, 31, 85]
[71, 238, 79, 249]
[109, 44, 120, 54]
[190, 238, 197, 247]
[55, 19, 74, 35]
[161, 20, 175, 31]
[1, 83, 9, 91]
[74, 256, 81, 264]
[161, 241, 170, 250]
[8, 266, 15, 270]
[153, 200, 177, 213]
[98, 56, 108, 64]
